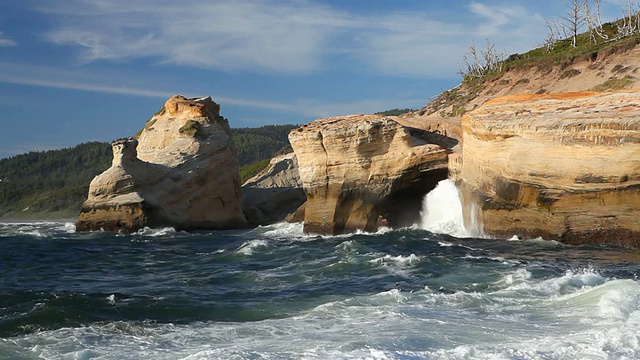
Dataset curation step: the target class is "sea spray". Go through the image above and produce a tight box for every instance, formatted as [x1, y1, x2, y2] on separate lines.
[420, 179, 472, 237]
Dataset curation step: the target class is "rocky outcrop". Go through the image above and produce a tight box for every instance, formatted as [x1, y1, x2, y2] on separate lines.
[458, 90, 640, 247]
[241, 152, 306, 226]
[289, 114, 453, 235]
[76, 95, 247, 232]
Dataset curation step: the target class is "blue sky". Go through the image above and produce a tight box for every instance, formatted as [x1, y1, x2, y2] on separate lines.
[0, 0, 630, 158]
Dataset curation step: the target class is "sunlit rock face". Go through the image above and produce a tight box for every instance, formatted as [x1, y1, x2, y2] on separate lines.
[289, 114, 452, 235]
[458, 90, 640, 247]
[76, 95, 247, 233]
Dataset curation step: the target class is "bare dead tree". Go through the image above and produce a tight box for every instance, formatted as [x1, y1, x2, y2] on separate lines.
[561, 0, 587, 47]
[459, 39, 505, 80]
[542, 20, 564, 52]
[584, 0, 608, 44]
[617, 0, 640, 38]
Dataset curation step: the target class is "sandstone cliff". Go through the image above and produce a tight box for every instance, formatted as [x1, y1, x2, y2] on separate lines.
[289, 115, 453, 235]
[393, 39, 640, 171]
[458, 90, 640, 247]
[241, 152, 305, 226]
[76, 95, 247, 232]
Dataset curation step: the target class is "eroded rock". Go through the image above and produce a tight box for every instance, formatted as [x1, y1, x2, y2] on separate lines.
[76, 95, 247, 232]
[289, 114, 451, 235]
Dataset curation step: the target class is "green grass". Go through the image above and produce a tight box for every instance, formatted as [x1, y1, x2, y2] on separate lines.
[519, 30, 637, 68]
[425, 17, 640, 118]
[178, 120, 203, 138]
[464, 17, 640, 87]
[375, 108, 416, 116]
[590, 75, 636, 91]
[135, 118, 158, 138]
[560, 69, 581, 79]
[154, 106, 166, 117]
[239, 158, 271, 183]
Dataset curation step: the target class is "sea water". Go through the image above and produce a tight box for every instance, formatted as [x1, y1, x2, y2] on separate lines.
[1, 182, 640, 359]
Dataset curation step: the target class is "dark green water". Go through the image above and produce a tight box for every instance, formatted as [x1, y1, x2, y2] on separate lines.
[1, 221, 640, 359]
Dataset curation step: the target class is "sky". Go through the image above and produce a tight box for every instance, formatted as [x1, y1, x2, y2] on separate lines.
[0, 0, 632, 158]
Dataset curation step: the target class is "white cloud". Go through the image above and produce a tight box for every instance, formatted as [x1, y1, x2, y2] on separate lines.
[468, 2, 547, 50]
[0, 31, 16, 46]
[37, 0, 551, 78]
[42, 0, 347, 74]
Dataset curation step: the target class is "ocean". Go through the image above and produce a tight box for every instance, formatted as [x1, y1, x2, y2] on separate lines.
[1, 181, 640, 359]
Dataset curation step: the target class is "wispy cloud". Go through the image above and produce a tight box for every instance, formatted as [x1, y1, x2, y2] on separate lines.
[41, 0, 347, 74]
[468, 2, 547, 49]
[37, 0, 549, 78]
[0, 61, 418, 117]
[0, 31, 16, 46]
[0, 66, 299, 113]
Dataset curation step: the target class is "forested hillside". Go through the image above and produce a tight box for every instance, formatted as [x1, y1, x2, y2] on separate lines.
[234, 125, 297, 166]
[0, 125, 297, 219]
[0, 142, 112, 218]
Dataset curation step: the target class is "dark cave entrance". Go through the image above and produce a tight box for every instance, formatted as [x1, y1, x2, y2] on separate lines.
[380, 167, 449, 229]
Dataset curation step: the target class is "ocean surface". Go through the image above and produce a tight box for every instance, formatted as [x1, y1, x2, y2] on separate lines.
[2, 181, 640, 359]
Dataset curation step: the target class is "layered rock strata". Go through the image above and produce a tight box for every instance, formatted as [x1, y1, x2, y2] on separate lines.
[76, 95, 247, 232]
[458, 90, 640, 247]
[241, 152, 306, 226]
[289, 115, 451, 235]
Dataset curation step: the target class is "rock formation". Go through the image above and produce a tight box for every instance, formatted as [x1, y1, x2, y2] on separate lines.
[76, 95, 247, 232]
[241, 152, 306, 226]
[289, 115, 454, 235]
[458, 90, 640, 247]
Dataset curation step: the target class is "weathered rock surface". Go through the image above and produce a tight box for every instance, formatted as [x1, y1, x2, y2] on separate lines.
[241, 152, 306, 226]
[289, 114, 453, 235]
[76, 95, 247, 232]
[458, 90, 640, 247]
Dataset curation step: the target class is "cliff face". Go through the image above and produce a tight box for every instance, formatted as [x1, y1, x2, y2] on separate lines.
[289, 115, 452, 235]
[458, 90, 640, 247]
[76, 95, 247, 232]
[241, 152, 306, 226]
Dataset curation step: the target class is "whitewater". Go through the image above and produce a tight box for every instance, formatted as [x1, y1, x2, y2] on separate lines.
[1, 180, 640, 359]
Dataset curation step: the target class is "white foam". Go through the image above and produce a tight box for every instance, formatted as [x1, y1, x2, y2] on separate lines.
[7, 274, 640, 360]
[237, 239, 269, 255]
[370, 254, 421, 266]
[498, 268, 606, 297]
[419, 179, 475, 238]
[259, 222, 305, 238]
[106, 294, 116, 305]
[63, 222, 76, 233]
[463, 254, 510, 264]
[135, 227, 177, 237]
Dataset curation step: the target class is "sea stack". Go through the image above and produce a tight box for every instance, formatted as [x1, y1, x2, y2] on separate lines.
[458, 90, 640, 247]
[289, 114, 452, 235]
[76, 95, 247, 232]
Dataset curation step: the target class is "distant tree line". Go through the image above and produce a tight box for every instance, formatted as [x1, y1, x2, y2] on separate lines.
[233, 124, 298, 166]
[375, 108, 416, 116]
[0, 142, 112, 216]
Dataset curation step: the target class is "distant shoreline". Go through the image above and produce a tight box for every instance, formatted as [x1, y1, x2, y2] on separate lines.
[0, 214, 77, 223]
